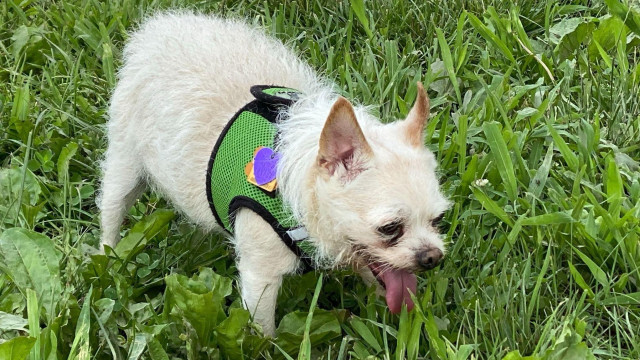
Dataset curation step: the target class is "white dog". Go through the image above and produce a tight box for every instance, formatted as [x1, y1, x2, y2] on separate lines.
[99, 12, 450, 336]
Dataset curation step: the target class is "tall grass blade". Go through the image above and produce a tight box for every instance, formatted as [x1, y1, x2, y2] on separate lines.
[435, 27, 462, 104]
[349, 0, 373, 38]
[483, 121, 518, 201]
[466, 11, 515, 63]
[298, 274, 323, 360]
[68, 286, 92, 360]
[27, 289, 41, 360]
[471, 186, 514, 227]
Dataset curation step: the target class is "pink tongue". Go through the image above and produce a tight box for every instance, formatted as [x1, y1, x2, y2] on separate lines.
[374, 265, 417, 314]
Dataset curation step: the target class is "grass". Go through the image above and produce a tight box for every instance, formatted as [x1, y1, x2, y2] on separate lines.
[1, 0, 639, 358]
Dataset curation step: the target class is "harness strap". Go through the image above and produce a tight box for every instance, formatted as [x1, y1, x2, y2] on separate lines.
[228, 196, 313, 270]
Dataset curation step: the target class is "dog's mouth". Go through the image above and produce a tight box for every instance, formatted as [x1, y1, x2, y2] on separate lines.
[368, 262, 417, 314]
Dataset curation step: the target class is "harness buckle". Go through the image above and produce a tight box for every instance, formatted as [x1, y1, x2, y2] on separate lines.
[286, 226, 309, 242]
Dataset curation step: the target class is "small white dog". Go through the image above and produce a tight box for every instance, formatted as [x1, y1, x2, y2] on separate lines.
[99, 12, 450, 336]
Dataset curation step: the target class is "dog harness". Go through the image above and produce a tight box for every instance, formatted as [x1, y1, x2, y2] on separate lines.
[206, 85, 314, 269]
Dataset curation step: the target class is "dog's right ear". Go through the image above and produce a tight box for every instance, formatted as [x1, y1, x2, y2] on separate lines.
[318, 97, 372, 177]
[403, 81, 430, 148]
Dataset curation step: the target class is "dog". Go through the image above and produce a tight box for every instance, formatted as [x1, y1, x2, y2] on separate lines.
[99, 12, 450, 336]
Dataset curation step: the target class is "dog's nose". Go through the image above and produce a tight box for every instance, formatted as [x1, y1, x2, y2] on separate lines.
[417, 248, 443, 270]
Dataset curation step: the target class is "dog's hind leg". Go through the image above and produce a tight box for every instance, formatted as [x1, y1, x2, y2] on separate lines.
[99, 146, 146, 252]
[233, 209, 299, 337]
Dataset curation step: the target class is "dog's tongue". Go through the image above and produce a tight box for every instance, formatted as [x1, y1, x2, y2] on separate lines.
[371, 263, 417, 314]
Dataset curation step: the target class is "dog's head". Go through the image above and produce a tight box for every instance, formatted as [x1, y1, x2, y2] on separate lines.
[313, 82, 449, 313]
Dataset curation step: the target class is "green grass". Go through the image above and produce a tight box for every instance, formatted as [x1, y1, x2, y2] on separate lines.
[1, 0, 639, 358]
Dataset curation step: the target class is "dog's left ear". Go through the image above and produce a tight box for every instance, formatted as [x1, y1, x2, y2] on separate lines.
[403, 82, 430, 147]
[318, 97, 372, 177]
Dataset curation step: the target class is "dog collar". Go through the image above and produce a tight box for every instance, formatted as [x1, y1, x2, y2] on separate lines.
[206, 85, 314, 270]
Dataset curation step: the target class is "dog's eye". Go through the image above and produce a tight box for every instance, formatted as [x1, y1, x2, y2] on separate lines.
[378, 221, 403, 236]
[431, 213, 445, 228]
[377, 221, 404, 245]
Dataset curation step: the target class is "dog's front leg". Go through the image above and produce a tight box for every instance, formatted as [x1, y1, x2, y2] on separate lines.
[237, 262, 282, 336]
[233, 209, 299, 337]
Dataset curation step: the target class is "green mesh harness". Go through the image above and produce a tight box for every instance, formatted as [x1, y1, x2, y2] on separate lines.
[206, 85, 314, 269]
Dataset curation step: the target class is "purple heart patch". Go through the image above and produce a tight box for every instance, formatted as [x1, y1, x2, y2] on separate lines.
[253, 147, 281, 186]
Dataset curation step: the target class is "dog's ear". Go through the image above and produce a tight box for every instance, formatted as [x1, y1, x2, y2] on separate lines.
[403, 82, 430, 147]
[318, 97, 372, 177]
